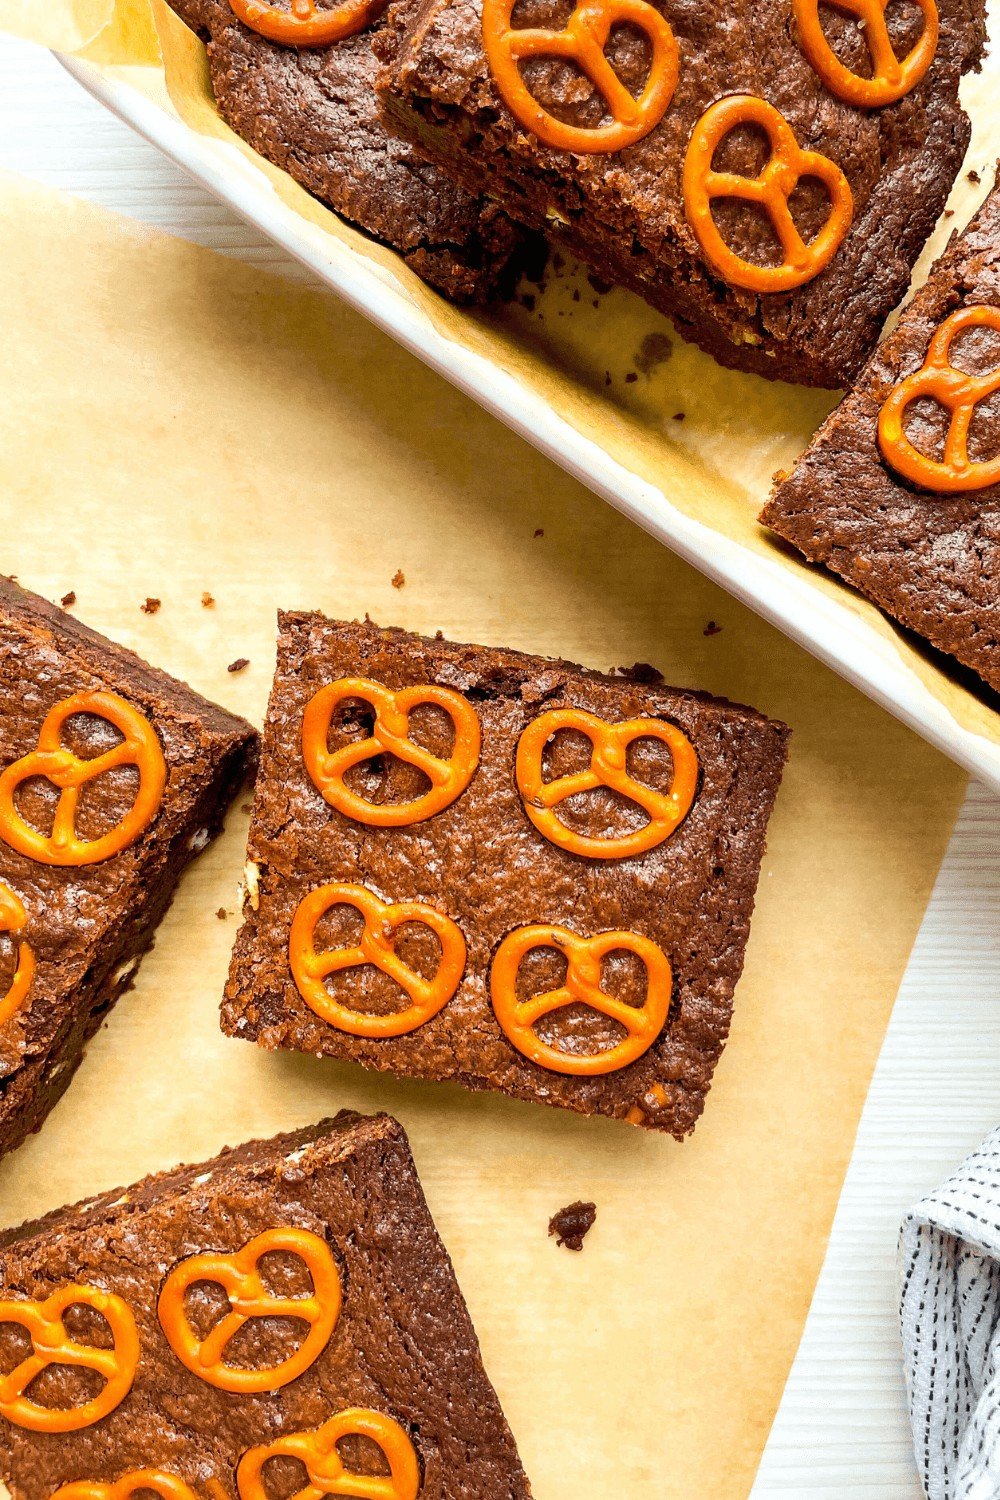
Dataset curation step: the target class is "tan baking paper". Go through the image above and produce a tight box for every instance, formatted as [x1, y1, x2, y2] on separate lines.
[0, 173, 968, 1497]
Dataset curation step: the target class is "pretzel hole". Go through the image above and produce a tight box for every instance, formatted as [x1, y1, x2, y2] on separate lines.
[314, 905, 445, 1017]
[0, 1302, 113, 1408]
[709, 128, 836, 268]
[899, 393, 955, 464]
[15, 711, 142, 842]
[180, 1254, 318, 1371]
[0, 929, 20, 997]
[540, 727, 677, 840]
[518, 944, 649, 1054]
[511, 3, 654, 130]
[333, 699, 456, 809]
[813, 0, 927, 76]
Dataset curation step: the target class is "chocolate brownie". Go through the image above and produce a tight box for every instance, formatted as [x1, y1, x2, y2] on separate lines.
[374, 0, 986, 385]
[0, 577, 257, 1160]
[161, 0, 538, 302]
[223, 612, 788, 1135]
[761, 167, 1000, 693]
[0, 1112, 531, 1500]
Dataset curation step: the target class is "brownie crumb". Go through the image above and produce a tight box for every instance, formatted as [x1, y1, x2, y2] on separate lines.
[587, 271, 613, 295]
[624, 371, 638, 384]
[635, 331, 673, 377]
[944, 209, 955, 219]
[672, 411, 686, 422]
[549, 1200, 597, 1251]
[201, 591, 216, 608]
[519, 292, 536, 312]
[604, 371, 612, 386]
[216, 907, 228, 920]
[704, 621, 723, 636]
[533, 528, 544, 538]
[141, 597, 161, 616]
[620, 661, 663, 684]
[969, 169, 982, 183]
[228, 657, 250, 674]
[60, 591, 76, 609]
[240, 802, 253, 814]
[391, 570, 406, 590]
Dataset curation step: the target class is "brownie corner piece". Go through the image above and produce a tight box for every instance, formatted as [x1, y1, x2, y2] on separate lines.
[374, 0, 985, 385]
[761, 166, 1000, 694]
[0, 1111, 532, 1500]
[0, 576, 258, 1160]
[159, 0, 539, 304]
[224, 611, 788, 1136]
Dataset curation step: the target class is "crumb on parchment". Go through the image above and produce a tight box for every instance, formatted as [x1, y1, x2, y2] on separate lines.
[228, 658, 250, 674]
[140, 597, 161, 616]
[549, 1200, 597, 1252]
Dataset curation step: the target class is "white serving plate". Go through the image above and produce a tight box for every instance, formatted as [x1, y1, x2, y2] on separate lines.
[62, 50, 1000, 791]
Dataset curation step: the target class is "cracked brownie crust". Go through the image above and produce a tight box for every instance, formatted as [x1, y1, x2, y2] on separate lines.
[162, 0, 538, 301]
[0, 578, 257, 1160]
[761, 167, 1000, 693]
[224, 613, 788, 1135]
[374, 0, 986, 384]
[0, 1111, 532, 1500]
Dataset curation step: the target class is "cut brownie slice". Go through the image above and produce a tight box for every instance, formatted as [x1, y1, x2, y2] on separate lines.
[761, 166, 1000, 693]
[224, 613, 788, 1135]
[0, 1112, 532, 1500]
[0, 577, 257, 1160]
[160, 0, 539, 302]
[374, 0, 986, 385]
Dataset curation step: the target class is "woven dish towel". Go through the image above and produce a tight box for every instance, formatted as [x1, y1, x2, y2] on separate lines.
[900, 1127, 1000, 1499]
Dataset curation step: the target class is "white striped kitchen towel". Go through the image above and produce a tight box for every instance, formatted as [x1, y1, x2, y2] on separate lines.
[900, 1127, 1000, 1500]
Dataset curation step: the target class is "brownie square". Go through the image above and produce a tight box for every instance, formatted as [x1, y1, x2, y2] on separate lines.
[0, 1112, 531, 1499]
[0, 577, 257, 1160]
[761, 167, 1000, 694]
[224, 613, 788, 1135]
[160, 0, 539, 303]
[374, 0, 986, 386]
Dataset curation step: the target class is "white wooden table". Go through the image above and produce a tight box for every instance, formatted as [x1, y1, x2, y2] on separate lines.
[3, 38, 1000, 1494]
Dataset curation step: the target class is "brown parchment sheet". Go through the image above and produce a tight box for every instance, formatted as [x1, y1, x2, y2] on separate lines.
[9, 0, 1000, 747]
[0, 172, 968, 1496]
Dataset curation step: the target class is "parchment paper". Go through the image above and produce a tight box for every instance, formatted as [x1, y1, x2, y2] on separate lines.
[0, 173, 968, 1497]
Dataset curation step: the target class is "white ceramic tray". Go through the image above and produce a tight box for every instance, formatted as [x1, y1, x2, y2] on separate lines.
[62, 49, 1000, 791]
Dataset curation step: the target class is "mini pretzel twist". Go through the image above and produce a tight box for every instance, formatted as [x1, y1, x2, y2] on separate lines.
[515, 707, 697, 859]
[289, 883, 466, 1037]
[683, 94, 854, 293]
[53, 1472, 201, 1500]
[490, 923, 672, 1074]
[793, 0, 938, 107]
[236, 1408, 421, 1500]
[157, 1227, 342, 1393]
[482, 0, 679, 152]
[228, 0, 387, 47]
[0, 690, 167, 867]
[302, 678, 480, 827]
[0, 1285, 139, 1432]
[878, 305, 1000, 493]
[0, 881, 35, 1030]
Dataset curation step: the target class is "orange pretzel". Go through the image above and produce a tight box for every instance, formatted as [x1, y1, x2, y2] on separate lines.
[515, 707, 697, 859]
[0, 691, 167, 867]
[289, 883, 465, 1037]
[793, 0, 938, 107]
[481, 0, 678, 153]
[236, 1408, 420, 1500]
[0, 1285, 139, 1433]
[157, 1227, 341, 1393]
[53, 1473, 200, 1500]
[228, 0, 386, 47]
[878, 305, 1000, 493]
[490, 923, 672, 1074]
[0, 881, 35, 1030]
[683, 94, 853, 293]
[302, 678, 479, 827]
